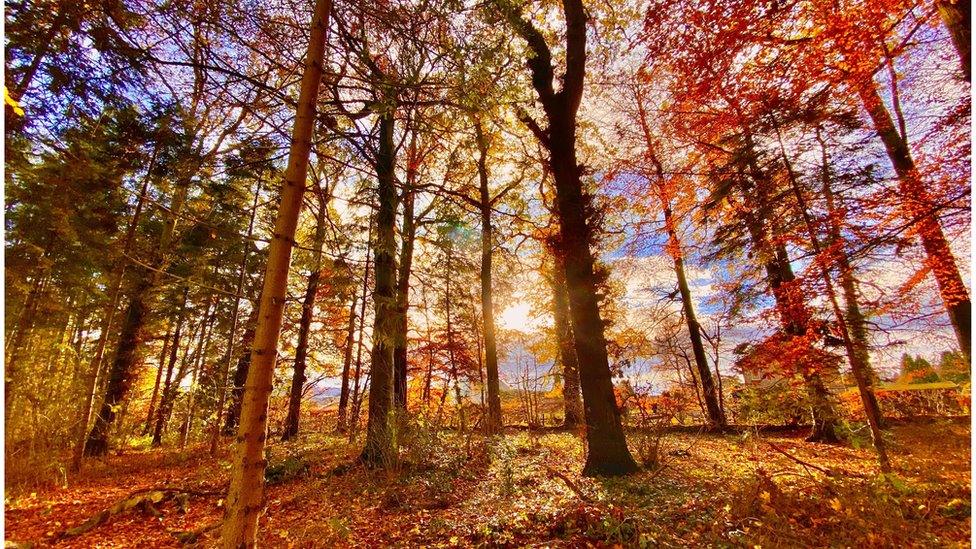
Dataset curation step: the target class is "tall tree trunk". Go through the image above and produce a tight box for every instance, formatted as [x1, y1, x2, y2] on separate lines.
[360, 110, 399, 467]
[857, 79, 971, 360]
[812, 127, 891, 469]
[393, 186, 416, 412]
[181, 296, 217, 449]
[85, 173, 189, 457]
[937, 0, 971, 81]
[632, 88, 724, 428]
[282, 195, 329, 441]
[551, 258, 583, 429]
[346, 226, 373, 434]
[474, 120, 503, 433]
[211, 176, 262, 453]
[142, 326, 171, 436]
[663, 204, 724, 428]
[336, 293, 358, 432]
[220, 0, 331, 542]
[734, 126, 840, 442]
[152, 288, 191, 448]
[74, 152, 156, 468]
[497, 0, 638, 476]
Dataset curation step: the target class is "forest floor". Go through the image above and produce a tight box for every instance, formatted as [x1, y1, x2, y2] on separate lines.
[4, 418, 971, 548]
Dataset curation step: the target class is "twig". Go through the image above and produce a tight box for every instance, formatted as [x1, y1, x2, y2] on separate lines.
[763, 439, 834, 477]
[543, 465, 593, 503]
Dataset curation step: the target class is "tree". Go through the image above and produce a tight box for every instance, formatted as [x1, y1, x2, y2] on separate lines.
[220, 0, 332, 543]
[899, 354, 941, 384]
[494, 0, 638, 476]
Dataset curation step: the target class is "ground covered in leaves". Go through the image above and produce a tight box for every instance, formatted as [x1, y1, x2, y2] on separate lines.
[5, 419, 971, 547]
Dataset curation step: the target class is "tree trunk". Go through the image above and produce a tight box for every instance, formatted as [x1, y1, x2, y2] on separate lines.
[664, 204, 725, 428]
[223, 308, 258, 436]
[74, 152, 156, 468]
[551, 258, 583, 429]
[211, 176, 262, 453]
[151, 288, 190, 448]
[734, 126, 840, 442]
[181, 296, 217, 449]
[346, 226, 373, 435]
[85, 170, 190, 457]
[631, 88, 726, 428]
[393, 187, 416, 412]
[360, 110, 399, 467]
[937, 0, 971, 81]
[497, 0, 637, 475]
[475, 120, 503, 434]
[282, 195, 329, 441]
[336, 294, 358, 433]
[810, 127, 891, 468]
[220, 0, 331, 542]
[857, 79, 971, 361]
[142, 327, 171, 436]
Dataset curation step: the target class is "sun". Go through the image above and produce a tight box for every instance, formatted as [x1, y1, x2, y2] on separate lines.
[497, 302, 541, 332]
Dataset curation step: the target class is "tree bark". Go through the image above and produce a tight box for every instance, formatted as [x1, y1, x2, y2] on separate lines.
[151, 288, 191, 448]
[360, 110, 399, 467]
[857, 79, 971, 361]
[85, 171, 190, 456]
[282, 193, 329, 441]
[180, 295, 217, 449]
[551, 258, 583, 429]
[336, 293, 358, 432]
[340, 231, 372, 433]
[220, 0, 331, 543]
[805, 127, 890, 470]
[142, 327, 171, 436]
[73, 150, 156, 468]
[393, 186, 416, 412]
[631, 89, 725, 428]
[475, 119, 503, 433]
[937, 0, 971, 81]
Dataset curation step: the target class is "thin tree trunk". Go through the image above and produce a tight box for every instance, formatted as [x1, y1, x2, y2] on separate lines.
[393, 186, 416, 412]
[151, 288, 191, 447]
[211, 176, 262, 453]
[857, 78, 971, 360]
[475, 120, 503, 433]
[336, 294, 358, 432]
[631, 89, 726, 427]
[220, 0, 331, 541]
[346, 226, 373, 434]
[181, 296, 217, 449]
[282, 195, 329, 441]
[142, 326, 171, 436]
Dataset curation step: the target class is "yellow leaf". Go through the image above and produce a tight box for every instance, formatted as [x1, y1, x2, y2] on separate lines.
[759, 491, 771, 504]
[830, 498, 842, 511]
[4, 87, 24, 117]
